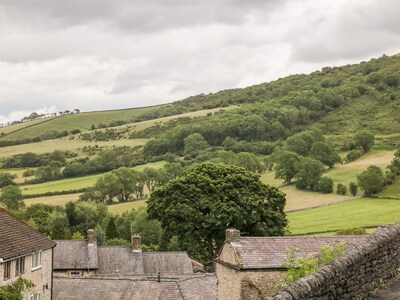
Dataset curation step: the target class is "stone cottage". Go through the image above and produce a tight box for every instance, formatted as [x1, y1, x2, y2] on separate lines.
[0, 207, 56, 300]
[215, 229, 367, 300]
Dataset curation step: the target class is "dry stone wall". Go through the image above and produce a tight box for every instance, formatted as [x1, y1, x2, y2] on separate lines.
[271, 223, 400, 300]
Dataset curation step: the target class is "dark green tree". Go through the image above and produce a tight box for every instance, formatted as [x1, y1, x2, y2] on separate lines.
[295, 158, 325, 191]
[354, 130, 374, 153]
[0, 173, 15, 188]
[357, 165, 385, 196]
[349, 182, 358, 196]
[274, 151, 301, 184]
[183, 133, 210, 157]
[0, 277, 34, 300]
[309, 141, 341, 168]
[147, 163, 287, 263]
[0, 185, 25, 210]
[336, 183, 347, 195]
[316, 177, 333, 194]
[106, 216, 119, 239]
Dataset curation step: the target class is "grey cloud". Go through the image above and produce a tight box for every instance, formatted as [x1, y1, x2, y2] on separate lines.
[290, 0, 400, 63]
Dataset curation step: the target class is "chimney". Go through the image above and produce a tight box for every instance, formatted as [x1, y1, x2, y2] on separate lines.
[132, 234, 142, 252]
[226, 228, 240, 242]
[87, 229, 95, 244]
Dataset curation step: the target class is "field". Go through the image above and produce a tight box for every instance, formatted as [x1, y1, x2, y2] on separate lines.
[107, 200, 147, 214]
[0, 117, 56, 136]
[24, 193, 81, 206]
[0, 106, 165, 141]
[287, 198, 400, 235]
[377, 176, 400, 199]
[21, 161, 166, 196]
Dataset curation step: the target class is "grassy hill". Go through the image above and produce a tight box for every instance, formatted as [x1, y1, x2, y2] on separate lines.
[1, 53, 400, 236]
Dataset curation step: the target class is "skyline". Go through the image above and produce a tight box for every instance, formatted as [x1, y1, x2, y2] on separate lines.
[1, 0, 400, 123]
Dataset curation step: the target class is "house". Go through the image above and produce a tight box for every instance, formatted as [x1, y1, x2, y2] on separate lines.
[52, 230, 217, 299]
[53, 274, 217, 300]
[0, 208, 56, 300]
[53, 230, 194, 277]
[215, 229, 367, 300]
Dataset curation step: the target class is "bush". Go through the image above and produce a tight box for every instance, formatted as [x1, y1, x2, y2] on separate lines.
[345, 149, 364, 163]
[349, 182, 358, 196]
[336, 228, 367, 235]
[316, 177, 333, 194]
[336, 183, 347, 195]
[385, 170, 396, 185]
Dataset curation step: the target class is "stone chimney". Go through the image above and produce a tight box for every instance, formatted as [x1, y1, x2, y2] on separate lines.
[226, 228, 240, 242]
[87, 229, 95, 244]
[132, 234, 142, 252]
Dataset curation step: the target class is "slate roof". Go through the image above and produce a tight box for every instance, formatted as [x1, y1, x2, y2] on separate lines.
[53, 274, 217, 300]
[0, 208, 56, 261]
[219, 236, 367, 269]
[54, 240, 193, 275]
[53, 240, 98, 270]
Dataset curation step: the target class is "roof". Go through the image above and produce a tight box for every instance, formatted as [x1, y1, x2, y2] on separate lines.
[54, 240, 193, 275]
[53, 274, 217, 300]
[0, 208, 56, 261]
[217, 236, 367, 269]
[53, 240, 98, 270]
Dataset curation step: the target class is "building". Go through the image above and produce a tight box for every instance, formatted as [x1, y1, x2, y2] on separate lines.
[215, 229, 367, 300]
[0, 208, 56, 300]
[53, 230, 194, 277]
[53, 230, 217, 299]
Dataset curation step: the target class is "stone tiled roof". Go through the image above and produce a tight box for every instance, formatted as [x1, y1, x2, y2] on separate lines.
[53, 240, 98, 270]
[0, 208, 56, 260]
[53, 274, 217, 300]
[54, 240, 193, 275]
[223, 236, 367, 269]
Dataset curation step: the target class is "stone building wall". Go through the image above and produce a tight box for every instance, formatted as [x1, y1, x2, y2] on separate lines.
[0, 248, 53, 300]
[271, 223, 400, 300]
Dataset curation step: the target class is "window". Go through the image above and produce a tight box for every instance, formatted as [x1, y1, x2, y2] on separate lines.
[3, 261, 11, 280]
[15, 256, 25, 276]
[30, 292, 41, 300]
[31, 251, 42, 269]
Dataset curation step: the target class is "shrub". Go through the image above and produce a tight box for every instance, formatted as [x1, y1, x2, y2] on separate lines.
[345, 149, 364, 163]
[384, 170, 396, 185]
[336, 228, 367, 235]
[349, 182, 358, 196]
[336, 183, 347, 195]
[316, 177, 334, 194]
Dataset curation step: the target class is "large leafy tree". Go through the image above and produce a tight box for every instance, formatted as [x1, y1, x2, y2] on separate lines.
[357, 165, 385, 196]
[295, 158, 325, 191]
[147, 163, 287, 263]
[0, 185, 25, 210]
[274, 151, 301, 184]
[309, 141, 341, 168]
[354, 130, 375, 153]
[0, 173, 15, 188]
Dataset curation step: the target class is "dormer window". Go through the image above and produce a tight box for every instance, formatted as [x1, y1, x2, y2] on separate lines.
[31, 251, 42, 270]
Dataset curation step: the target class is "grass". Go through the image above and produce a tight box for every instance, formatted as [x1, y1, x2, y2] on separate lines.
[287, 198, 400, 235]
[0, 106, 165, 141]
[0, 138, 146, 157]
[20, 161, 166, 195]
[108, 200, 147, 213]
[377, 176, 400, 199]
[0, 118, 55, 136]
[24, 193, 81, 206]
[324, 150, 395, 191]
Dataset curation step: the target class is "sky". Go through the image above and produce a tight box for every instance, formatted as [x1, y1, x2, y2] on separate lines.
[1, 0, 400, 123]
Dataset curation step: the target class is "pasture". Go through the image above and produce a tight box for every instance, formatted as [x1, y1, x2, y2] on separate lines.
[287, 198, 400, 235]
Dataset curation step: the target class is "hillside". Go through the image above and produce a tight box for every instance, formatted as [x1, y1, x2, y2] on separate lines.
[1, 53, 400, 237]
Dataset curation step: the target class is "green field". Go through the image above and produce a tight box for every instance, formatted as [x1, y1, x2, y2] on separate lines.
[0, 138, 146, 157]
[108, 200, 147, 214]
[287, 198, 400, 235]
[24, 193, 81, 206]
[377, 176, 400, 199]
[21, 161, 166, 195]
[0, 117, 57, 136]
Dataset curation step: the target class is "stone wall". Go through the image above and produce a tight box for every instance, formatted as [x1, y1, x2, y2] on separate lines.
[271, 223, 400, 300]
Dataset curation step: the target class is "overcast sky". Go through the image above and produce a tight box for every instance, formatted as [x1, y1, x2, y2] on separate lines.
[1, 0, 400, 123]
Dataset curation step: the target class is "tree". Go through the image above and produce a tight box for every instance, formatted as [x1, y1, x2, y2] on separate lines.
[0, 277, 34, 300]
[357, 165, 385, 196]
[336, 183, 347, 195]
[0, 185, 25, 210]
[274, 151, 301, 184]
[183, 133, 210, 157]
[131, 207, 162, 247]
[354, 130, 374, 153]
[19, 152, 42, 167]
[309, 142, 341, 168]
[45, 211, 71, 239]
[147, 163, 287, 263]
[316, 177, 333, 194]
[349, 182, 358, 196]
[295, 158, 325, 191]
[0, 173, 15, 188]
[106, 216, 119, 239]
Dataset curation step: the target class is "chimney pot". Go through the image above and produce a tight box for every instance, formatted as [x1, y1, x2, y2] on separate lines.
[132, 234, 142, 252]
[226, 228, 240, 242]
[87, 229, 95, 244]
